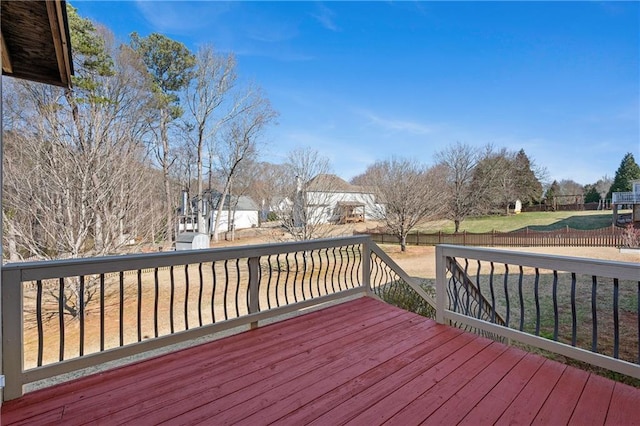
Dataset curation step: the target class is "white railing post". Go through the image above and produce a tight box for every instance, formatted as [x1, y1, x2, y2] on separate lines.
[362, 238, 372, 295]
[2, 269, 24, 400]
[248, 256, 260, 329]
[435, 245, 447, 324]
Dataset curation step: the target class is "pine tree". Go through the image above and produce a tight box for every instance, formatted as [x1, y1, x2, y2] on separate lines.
[607, 153, 640, 199]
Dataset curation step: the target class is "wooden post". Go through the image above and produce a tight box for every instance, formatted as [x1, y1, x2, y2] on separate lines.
[248, 257, 260, 329]
[2, 268, 24, 400]
[362, 239, 371, 295]
[435, 246, 447, 324]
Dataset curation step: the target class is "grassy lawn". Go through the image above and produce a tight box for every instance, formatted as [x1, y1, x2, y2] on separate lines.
[415, 210, 620, 234]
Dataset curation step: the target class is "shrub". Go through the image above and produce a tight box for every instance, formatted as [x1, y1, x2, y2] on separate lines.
[621, 223, 640, 248]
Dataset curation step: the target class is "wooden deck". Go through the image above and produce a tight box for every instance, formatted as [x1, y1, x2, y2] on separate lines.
[3, 297, 640, 425]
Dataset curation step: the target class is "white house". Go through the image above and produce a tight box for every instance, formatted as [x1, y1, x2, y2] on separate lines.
[178, 192, 259, 234]
[209, 194, 259, 233]
[299, 174, 384, 225]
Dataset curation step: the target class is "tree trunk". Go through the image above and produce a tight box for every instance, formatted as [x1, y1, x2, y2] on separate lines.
[400, 234, 407, 252]
[160, 110, 174, 242]
[454, 219, 460, 233]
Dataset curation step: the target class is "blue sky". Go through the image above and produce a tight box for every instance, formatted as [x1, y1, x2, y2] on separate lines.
[74, 1, 639, 185]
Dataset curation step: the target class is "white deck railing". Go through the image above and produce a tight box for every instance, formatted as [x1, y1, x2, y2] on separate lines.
[4, 239, 639, 401]
[435, 244, 640, 379]
[1, 236, 431, 401]
[612, 191, 640, 204]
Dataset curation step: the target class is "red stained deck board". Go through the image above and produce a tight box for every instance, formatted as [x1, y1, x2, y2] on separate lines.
[569, 374, 615, 426]
[276, 327, 472, 425]
[532, 366, 589, 425]
[109, 313, 424, 423]
[153, 315, 437, 425]
[495, 359, 566, 425]
[378, 341, 510, 426]
[420, 344, 528, 425]
[3, 296, 640, 426]
[235, 324, 466, 425]
[605, 382, 640, 425]
[4, 297, 382, 424]
[59, 300, 414, 424]
[4, 296, 374, 417]
[458, 352, 546, 425]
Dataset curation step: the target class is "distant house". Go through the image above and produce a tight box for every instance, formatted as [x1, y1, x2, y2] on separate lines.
[297, 174, 384, 225]
[612, 179, 640, 225]
[178, 191, 259, 234]
[207, 192, 260, 233]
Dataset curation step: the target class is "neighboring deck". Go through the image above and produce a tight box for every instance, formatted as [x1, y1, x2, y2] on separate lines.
[3, 297, 639, 425]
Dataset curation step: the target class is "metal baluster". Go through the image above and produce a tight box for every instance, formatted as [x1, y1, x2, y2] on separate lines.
[169, 266, 175, 333]
[100, 274, 105, 350]
[59, 278, 65, 361]
[591, 275, 598, 352]
[489, 263, 496, 324]
[613, 278, 619, 359]
[119, 272, 124, 346]
[223, 260, 229, 320]
[211, 262, 217, 323]
[79, 276, 85, 356]
[518, 266, 524, 332]
[534, 268, 540, 336]
[198, 263, 204, 327]
[36, 280, 43, 366]
[267, 255, 273, 309]
[553, 270, 559, 341]
[504, 264, 510, 328]
[184, 264, 190, 330]
[571, 272, 577, 346]
[137, 270, 142, 342]
[154, 268, 159, 338]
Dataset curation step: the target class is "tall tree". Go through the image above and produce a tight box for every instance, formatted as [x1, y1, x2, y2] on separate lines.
[274, 147, 337, 241]
[435, 142, 482, 233]
[184, 45, 237, 233]
[357, 158, 447, 251]
[3, 8, 158, 317]
[130, 32, 196, 242]
[210, 87, 277, 241]
[607, 153, 640, 199]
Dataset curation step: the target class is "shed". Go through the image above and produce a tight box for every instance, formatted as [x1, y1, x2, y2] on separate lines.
[175, 233, 209, 251]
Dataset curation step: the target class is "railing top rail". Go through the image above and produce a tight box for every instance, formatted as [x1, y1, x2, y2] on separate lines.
[436, 244, 640, 281]
[3, 235, 371, 282]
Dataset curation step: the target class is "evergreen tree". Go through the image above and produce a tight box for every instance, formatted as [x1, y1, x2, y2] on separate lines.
[607, 153, 640, 199]
[584, 184, 600, 203]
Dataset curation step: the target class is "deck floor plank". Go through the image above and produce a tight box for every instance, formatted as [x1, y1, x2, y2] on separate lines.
[495, 359, 566, 425]
[457, 352, 546, 425]
[380, 341, 510, 426]
[276, 327, 471, 425]
[417, 344, 528, 425]
[237, 325, 468, 425]
[3, 297, 639, 426]
[3, 297, 374, 419]
[64, 301, 412, 424]
[569, 374, 615, 426]
[605, 382, 640, 425]
[168, 316, 436, 425]
[532, 365, 590, 425]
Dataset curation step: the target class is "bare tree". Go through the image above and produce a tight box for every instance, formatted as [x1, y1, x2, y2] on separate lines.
[595, 175, 613, 201]
[435, 142, 483, 233]
[184, 45, 237, 233]
[243, 161, 289, 223]
[274, 148, 342, 241]
[352, 158, 447, 251]
[2, 12, 160, 318]
[211, 87, 277, 241]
